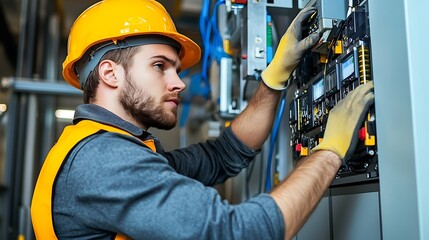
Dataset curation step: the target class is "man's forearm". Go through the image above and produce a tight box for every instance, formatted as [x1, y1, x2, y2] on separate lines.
[270, 150, 342, 240]
[230, 82, 281, 150]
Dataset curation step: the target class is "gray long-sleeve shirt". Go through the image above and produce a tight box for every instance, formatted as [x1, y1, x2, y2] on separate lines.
[53, 104, 284, 239]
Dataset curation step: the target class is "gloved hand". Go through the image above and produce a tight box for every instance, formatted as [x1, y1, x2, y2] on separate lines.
[261, 7, 320, 90]
[311, 82, 375, 160]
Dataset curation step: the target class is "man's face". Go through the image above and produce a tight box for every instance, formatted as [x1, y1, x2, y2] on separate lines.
[118, 44, 184, 130]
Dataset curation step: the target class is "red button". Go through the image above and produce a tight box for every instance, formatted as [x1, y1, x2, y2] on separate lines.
[295, 143, 302, 152]
[358, 127, 366, 140]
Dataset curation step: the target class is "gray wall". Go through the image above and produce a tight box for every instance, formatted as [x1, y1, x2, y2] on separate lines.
[369, 0, 429, 239]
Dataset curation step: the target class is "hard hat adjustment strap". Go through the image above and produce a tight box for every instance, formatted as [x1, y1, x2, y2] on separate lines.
[74, 35, 181, 89]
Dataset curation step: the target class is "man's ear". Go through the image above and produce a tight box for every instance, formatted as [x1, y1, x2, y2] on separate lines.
[98, 59, 120, 88]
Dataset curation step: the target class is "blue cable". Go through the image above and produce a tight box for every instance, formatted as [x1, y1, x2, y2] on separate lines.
[181, 0, 229, 129]
[211, 0, 228, 62]
[265, 91, 286, 192]
[200, 0, 228, 94]
[199, 0, 210, 78]
[200, 0, 210, 41]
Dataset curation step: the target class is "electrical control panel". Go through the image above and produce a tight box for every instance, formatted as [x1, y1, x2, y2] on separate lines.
[220, 0, 289, 119]
[290, 0, 377, 185]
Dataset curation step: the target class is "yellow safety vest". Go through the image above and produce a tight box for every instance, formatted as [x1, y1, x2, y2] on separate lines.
[31, 120, 156, 239]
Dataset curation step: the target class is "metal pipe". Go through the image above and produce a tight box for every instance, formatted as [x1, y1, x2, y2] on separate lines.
[16, 0, 39, 78]
[1, 77, 82, 96]
[1, 94, 18, 240]
[21, 94, 37, 240]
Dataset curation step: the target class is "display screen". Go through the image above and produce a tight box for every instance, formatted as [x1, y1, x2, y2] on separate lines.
[341, 55, 355, 80]
[313, 78, 324, 101]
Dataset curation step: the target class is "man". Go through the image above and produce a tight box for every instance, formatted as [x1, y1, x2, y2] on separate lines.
[31, 0, 374, 239]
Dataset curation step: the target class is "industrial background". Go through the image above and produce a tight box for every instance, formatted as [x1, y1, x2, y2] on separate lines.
[0, 0, 427, 239]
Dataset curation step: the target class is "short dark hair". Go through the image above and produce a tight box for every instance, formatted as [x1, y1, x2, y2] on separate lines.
[82, 46, 141, 103]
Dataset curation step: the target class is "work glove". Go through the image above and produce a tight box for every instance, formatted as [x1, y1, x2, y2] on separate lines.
[311, 82, 375, 160]
[261, 7, 320, 90]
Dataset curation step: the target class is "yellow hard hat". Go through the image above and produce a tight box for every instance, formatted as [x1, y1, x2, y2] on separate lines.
[62, 0, 201, 89]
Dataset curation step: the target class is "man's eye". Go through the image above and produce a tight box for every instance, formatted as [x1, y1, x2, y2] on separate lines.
[154, 63, 165, 71]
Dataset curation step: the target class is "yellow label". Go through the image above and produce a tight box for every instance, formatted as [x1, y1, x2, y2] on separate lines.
[300, 147, 309, 156]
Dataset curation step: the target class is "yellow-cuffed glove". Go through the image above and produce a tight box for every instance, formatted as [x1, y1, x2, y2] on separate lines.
[261, 7, 320, 90]
[312, 82, 375, 160]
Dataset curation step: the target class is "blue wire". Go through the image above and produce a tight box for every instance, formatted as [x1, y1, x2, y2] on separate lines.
[179, 102, 191, 128]
[200, 0, 228, 90]
[265, 91, 286, 192]
[200, 0, 210, 42]
[182, 0, 228, 129]
[211, 0, 228, 62]
[200, 0, 210, 79]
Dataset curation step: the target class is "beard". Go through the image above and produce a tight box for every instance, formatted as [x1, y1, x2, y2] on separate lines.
[119, 74, 178, 130]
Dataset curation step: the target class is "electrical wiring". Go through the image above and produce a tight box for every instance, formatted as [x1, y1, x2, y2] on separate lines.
[243, 12, 283, 193]
[180, 0, 228, 130]
[323, 20, 345, 78]
[200, 0, 212, 83]
[210, 1, 229, 62]
[198, 0, 289, 194]
[199, 0, 229, 97]
[265, 90, 287, 192]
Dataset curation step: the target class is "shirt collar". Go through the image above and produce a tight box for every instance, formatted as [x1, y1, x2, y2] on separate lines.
[73, 104, 149, 138]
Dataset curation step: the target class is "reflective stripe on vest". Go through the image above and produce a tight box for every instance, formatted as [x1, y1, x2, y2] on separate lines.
[31, 120, 156, 239]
